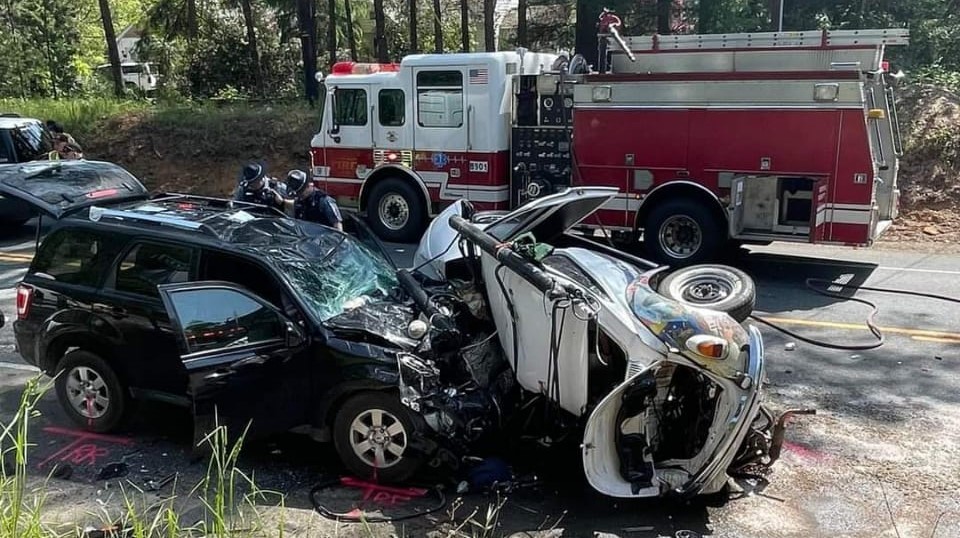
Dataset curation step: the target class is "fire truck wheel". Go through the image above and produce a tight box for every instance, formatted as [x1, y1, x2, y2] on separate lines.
[644, 200, 723, 266]
[658, 265, 756, 322]
[367, 178, 427, 242]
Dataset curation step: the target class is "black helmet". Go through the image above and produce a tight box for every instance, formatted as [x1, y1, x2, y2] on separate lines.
[239, 162, 266, 188]
[285, 170, 309, 196]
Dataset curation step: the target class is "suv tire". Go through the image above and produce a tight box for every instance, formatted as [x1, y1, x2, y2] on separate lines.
[332, 392, 424, 483]
[366, 178, 427, 243]
[55, 350, 127, 433]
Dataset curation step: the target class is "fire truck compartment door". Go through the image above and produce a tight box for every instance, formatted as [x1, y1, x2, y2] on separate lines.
[326, 84, 373, 151]
[729, 177, 746, 237]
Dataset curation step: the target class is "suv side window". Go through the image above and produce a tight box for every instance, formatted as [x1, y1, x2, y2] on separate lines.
[32, 229, 110, 286]
[115, 242, 194, 298]
[167, 288, 284, 355]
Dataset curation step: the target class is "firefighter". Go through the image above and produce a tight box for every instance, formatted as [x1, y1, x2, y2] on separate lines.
[234, 162, 286, 211]
[283, 169, 343, 231]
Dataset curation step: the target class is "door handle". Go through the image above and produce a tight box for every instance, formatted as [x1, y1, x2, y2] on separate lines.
[93, 303, 127, 319]
[203, 369, 235, 381]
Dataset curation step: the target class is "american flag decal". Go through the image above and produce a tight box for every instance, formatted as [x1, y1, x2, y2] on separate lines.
[469, 68, 489, 84]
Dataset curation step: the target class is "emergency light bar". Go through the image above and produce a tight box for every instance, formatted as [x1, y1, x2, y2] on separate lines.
[330, 62, 400, 76]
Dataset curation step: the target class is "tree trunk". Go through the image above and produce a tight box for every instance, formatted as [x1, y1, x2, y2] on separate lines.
[574, 0, 597, 68]
[239, 0, 262, 95]
[409, 0, 418, 53]
[459, 0, 469, 51]
[432, 0, 442, 52]
[374, 0, 388, 62]
[186, 0, 197, 40]
[483, 0, 494, 51]
[345, 0, 358, 60]
[656, 0, 671, 34]
[297, 0, 318, 103]
[98, 0, 123, 98]
[699, 0, 718, 34]
[327, 0, 336, 66]
[517, 0, 526, 46]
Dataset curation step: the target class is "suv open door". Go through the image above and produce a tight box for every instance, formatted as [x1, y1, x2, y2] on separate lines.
[157, 281, 313, 444]
[0, 160, 149, 219]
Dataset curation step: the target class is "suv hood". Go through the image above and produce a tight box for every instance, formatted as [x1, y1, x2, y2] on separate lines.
[0, 160, 149, 218]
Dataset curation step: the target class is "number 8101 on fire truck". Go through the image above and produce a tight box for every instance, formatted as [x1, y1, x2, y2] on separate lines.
[309, 21, 908, 265]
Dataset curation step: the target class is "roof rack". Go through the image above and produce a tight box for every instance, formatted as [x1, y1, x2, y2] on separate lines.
[89, 206, 219, 236]
[152, 193, 287, 218]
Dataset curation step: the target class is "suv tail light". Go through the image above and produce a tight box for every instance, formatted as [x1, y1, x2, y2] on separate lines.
[16, 284, 33, 320]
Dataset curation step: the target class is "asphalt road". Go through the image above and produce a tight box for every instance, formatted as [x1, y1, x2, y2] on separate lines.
[1, 218, 958, 537]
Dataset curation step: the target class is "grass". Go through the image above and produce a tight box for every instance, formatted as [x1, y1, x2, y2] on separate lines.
[0, 98, 149, 139]
[0, 377, 524, 538]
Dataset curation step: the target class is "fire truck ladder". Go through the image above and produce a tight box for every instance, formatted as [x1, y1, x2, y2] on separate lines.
[604, 28, 910, 74]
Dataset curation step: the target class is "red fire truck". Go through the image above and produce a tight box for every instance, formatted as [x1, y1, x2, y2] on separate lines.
[310, 21, 908, 265]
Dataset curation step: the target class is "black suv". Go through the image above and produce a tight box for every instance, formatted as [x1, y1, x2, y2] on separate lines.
[0, 116, 54, 225]
[5, 160, 437, 482]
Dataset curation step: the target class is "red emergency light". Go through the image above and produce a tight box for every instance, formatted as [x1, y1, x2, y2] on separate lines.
[880, 60, 889, 72]
[330, 62, 400, 76]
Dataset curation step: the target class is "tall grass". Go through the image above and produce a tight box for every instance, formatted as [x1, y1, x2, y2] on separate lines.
[0, 98, 149, 138]
[0, 377, 60, 538]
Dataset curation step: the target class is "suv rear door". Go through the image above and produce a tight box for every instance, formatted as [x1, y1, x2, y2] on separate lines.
[0, 160, 149, 219]
[156, 282, 312, 443]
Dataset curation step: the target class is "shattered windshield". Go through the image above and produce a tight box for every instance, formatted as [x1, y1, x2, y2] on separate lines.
[278, 234, 399, 322]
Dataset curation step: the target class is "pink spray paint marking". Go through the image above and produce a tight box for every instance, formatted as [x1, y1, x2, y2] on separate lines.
[37, 426, 134, 470]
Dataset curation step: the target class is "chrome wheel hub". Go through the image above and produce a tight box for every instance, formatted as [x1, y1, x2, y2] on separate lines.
[378, 194, 410, 231]
[658, 215, 702, 259]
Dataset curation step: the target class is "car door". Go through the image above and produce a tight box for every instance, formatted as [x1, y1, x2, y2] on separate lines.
[157, 281, 312, 444]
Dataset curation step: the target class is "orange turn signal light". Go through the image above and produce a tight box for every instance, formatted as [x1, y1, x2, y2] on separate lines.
[685, 335, 728, 360]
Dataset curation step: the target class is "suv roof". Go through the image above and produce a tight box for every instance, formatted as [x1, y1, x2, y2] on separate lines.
[0, 117, 41, 129]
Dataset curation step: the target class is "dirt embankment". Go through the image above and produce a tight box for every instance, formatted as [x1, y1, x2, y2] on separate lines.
[880, 85, 960, 246]
[84, 104, 317, 196]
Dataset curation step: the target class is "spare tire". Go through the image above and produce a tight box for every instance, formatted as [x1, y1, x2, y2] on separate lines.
[658, 265, 756, 322]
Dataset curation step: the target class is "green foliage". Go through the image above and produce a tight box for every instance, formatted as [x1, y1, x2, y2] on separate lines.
[0, 97, 148, 138]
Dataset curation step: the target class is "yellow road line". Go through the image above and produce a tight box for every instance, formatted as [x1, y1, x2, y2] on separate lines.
[761, 316, 960, 341]
[911, 336, 960, 345]
[0, 252, 33, 262]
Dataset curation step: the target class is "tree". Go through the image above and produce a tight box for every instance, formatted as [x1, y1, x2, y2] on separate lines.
[296, 0, 318, 102]
[327, 0, 336, 66]
[374, 0, 388, 61]
[517, 0, 527, 46]
[460, 0, 469, 51]
[657, 0, 671, 33]
[409, 0, 419, 53]
[345, 0, 358, 60]
[483, 0, 494, 51]
[432, 0, 443, 52]
[98, 0, 124, 97]
[238, 0, 263, 95]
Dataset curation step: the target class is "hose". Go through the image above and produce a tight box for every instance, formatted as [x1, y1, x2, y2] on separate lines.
[748, 277, 960, 351]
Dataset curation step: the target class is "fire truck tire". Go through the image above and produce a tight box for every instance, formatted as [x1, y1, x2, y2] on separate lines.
[658, 265, 756, 322]
[367, 178, 427, 242]
[644, 200, 724, 266]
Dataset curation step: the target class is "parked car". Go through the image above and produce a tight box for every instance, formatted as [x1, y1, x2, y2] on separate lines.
[4, 160, 794, 498]
[96, 62, 159, 94]
[0, 116, 54, 226]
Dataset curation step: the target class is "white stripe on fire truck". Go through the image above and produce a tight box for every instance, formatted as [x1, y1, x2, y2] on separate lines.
[824, 203, 873, 210]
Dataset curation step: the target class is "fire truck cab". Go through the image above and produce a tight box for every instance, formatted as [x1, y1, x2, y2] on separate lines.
[310, 24, 908, 265]
[310, 52, 557, 242]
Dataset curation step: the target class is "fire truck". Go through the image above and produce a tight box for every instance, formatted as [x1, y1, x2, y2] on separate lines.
[310, 18, 908, 265]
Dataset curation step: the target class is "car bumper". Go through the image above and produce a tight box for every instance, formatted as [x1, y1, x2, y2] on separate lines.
[12, 321, 38, 367]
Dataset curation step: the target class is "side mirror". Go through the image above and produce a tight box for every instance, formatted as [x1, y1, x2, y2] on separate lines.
[285, 320, 305, 348]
